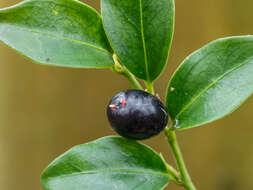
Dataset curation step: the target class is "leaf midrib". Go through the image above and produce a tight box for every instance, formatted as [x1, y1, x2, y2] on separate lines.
[174, 56, 253, 120]
[139, 0, 150, 81]
[1, 24, 112, 55]
[46, 168, 171, 180]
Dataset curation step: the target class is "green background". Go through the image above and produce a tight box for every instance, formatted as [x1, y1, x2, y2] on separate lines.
[0, 0, 253, 190]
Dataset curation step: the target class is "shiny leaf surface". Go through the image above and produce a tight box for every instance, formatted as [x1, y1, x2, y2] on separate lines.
[0, 0, 114, 68]
[166, 36, 253, 130]
[41, 136, 171, 190]
[102, 0, 175, 81]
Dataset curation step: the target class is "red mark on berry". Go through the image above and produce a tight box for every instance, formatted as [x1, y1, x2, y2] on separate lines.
[120, 99, 126, 106]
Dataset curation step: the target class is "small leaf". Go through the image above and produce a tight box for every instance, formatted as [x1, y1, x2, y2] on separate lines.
[0, 0, 114, 68]
[102, 0, 175, 81]
[166, 36, 253, 130]
[41, 136, 171, 190]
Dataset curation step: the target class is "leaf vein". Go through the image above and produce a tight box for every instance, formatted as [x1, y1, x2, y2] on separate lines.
[46, 168, 171, 180]
[175, 56, 253, 120]
[139, 0, 149, 81]
[29, 29, 111, 54]
[3, 25, 112, 55]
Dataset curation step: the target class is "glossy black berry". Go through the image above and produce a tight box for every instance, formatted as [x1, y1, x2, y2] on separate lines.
[107, 89, 168, 140]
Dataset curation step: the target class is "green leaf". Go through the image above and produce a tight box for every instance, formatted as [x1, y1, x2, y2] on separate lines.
[0, 0, 114, 68]
[166, 36, 253, 130]
[41, 136, 171, 190]
[102, 0, 175, 81]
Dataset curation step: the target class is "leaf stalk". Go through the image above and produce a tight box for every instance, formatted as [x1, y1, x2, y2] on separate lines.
[112, 54, 143, 90]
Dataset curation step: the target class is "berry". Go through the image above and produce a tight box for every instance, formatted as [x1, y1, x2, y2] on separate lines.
[107, 89, 168, 140]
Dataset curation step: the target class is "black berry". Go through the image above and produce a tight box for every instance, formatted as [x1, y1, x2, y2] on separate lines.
[107, 89, 168, 140]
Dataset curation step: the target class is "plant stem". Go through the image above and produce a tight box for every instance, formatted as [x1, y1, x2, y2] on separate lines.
[121, 69, 143, 90]
[145, 81, 155, 95]
[164, 127, 196, 190]
[166, 163, 183, 186]
[112, 54, 143, 90]
[159, 153, 182, 185]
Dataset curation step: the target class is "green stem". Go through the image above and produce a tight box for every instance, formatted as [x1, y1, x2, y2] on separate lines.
[165, 163, 183, 186]
[164, 127, 196, 190]
[159, 153, 182, 185]
[145, 81, 155, 95]
[112, 54, 143, 90]
[121, 69, 143, 90]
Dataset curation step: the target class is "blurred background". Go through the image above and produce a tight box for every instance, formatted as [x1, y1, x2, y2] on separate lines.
[1, 0, 253, 189]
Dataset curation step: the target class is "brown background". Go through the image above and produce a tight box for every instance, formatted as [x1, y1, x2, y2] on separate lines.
[0, 0, 253, 189]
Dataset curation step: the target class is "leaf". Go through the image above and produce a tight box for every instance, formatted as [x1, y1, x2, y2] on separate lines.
[166, 36, 253, 130]
[41, 136, 171, 190]
[0, 0, 114, 68]
[102, 0, 175, 81]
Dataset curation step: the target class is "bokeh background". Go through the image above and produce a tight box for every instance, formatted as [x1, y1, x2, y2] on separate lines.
[1, 0, 253, 189]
